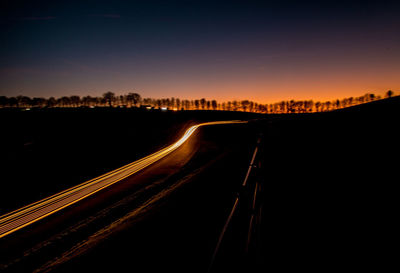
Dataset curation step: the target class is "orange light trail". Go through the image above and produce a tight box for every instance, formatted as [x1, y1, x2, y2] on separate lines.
[0, 120, 247, 239]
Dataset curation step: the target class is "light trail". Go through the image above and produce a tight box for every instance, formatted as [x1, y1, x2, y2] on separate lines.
[0, 120, 246, 239]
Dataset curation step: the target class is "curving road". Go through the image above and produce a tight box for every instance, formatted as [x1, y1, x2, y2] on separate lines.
[0, 120, 246, 239]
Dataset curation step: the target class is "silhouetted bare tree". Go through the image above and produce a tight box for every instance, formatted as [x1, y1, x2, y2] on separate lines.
[70, 96, 81, 107]
[126, 92, 141, 107]
[1, 90, 396, 114]
[200, 98, 206, 110]
[47, 97, 56, 107]
[241, 100, 250, 112]
[211, 100, 217, 110]
[103, 92, 115, 107]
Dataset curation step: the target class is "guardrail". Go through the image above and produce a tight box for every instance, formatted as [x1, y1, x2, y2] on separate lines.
[208, 135, 263, 272]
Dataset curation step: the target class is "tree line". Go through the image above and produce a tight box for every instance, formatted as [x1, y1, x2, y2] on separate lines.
[0, 90, 395, 113]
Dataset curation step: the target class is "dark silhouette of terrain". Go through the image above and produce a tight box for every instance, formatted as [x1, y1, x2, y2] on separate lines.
[0, 97, 398, 273]
[0, 108, 262, 214]
[242, 96, 399, 271]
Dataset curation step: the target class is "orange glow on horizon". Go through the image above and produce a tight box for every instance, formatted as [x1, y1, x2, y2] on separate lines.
[138, 68, 400, 105]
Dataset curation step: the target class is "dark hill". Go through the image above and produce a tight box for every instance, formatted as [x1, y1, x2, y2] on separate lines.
[256, 96, 399, 271]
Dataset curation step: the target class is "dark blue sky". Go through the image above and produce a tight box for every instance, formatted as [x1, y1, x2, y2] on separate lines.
[1, 0, 399, 102]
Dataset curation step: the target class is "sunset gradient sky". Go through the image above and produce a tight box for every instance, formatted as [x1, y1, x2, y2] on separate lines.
[1, 0, 399, 103]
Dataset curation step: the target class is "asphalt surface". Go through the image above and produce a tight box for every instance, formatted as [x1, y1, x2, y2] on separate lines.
[0, 121, 257, 273]
[0, 121, 244, 239]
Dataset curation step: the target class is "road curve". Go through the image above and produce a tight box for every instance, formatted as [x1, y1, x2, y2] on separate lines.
[0, 120, 246, 239]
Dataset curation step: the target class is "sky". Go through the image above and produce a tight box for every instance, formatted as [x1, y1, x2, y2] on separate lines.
[1, 0, 399, 103]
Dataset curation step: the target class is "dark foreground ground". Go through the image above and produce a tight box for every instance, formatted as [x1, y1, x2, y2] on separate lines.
[218, 96, 399, 272]
[260, 97, 399, 271]
[1, 117, 257, 273]
[0, 97, 398, 272]
[0, 108, 261, 214]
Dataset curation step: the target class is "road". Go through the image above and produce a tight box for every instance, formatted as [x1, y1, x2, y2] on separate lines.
[0, 120, 245, 239]
[1, 119, 256, 273]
